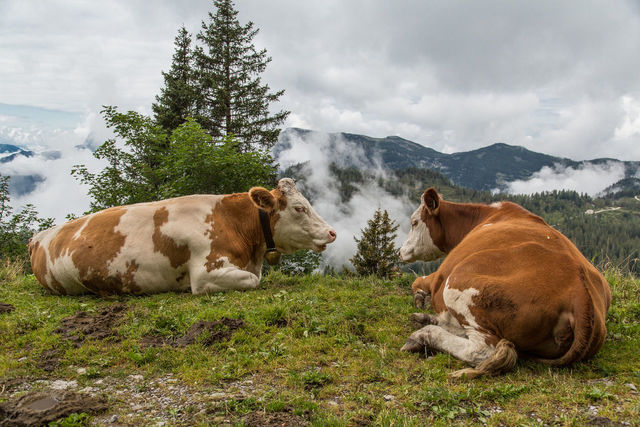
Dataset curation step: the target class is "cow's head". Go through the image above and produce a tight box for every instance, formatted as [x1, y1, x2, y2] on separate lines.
[249, 178, 337, 254]
[399, 188, 445, 262]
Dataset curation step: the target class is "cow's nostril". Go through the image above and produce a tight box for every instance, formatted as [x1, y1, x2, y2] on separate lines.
[329, 230, 337, 241]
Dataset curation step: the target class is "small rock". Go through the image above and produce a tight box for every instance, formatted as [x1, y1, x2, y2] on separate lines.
[383, 394, 394, 401]
[77, 367, 87, 375]
[328, 400, 339, 406]
[51, 380, 77, 390]
[129, 374, 144, 382]
[109, 415, 118, 423]
[94, 379, 104, 385]
[18, 357, 27, 362]
[625, 383, 637, 392]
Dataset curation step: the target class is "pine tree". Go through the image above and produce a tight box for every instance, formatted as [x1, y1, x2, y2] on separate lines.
[350, 209, 400, 277]
[152, 26, 198, 132]
[194, 0, 289, 152]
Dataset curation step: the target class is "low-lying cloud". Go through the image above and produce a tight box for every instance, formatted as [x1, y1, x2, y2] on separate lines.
[501, 162, 626, 196]
[277, 131, 414, 269]
[0, 109, 106, 223]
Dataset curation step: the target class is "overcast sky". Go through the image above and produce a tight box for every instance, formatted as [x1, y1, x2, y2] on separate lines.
[2, 0, 640, 161]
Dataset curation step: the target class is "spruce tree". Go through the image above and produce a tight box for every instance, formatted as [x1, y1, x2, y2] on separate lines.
[194, 0, 289, 152]
[350, 209, 400, 277]
[152, 26, 198, 132]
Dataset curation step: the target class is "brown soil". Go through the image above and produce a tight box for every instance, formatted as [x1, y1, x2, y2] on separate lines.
[0, 390, 107, 426]
[141, 317, 244, 348]
[0, 303, 15, 314]
[242, 411, 309, 426]
[54, 303, 127, 346]
[36, 350, 61, 372]
[176, 318, 244, 346]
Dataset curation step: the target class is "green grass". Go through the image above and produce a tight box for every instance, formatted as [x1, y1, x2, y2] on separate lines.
[1, 263, 639, 425]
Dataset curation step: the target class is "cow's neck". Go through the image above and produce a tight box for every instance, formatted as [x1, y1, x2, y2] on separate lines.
[438, 201, 495, 252]
[217, 193, 270, 261]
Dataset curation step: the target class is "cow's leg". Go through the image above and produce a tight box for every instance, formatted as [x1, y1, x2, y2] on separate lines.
[190, 267, 260, 294]
[411, 275, 433, 309]
[410, 310, 467, 338]
[401, 325, 517, 379]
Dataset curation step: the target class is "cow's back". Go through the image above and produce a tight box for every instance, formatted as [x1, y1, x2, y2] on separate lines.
[29, 195, 223, 295]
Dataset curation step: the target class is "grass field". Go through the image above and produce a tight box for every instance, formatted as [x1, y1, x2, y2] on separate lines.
[1, 262, 639, 426]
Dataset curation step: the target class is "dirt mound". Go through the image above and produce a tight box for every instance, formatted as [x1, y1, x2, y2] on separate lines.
[55, 303, 127, 346]
[141, 317, 244, 348]
[176, 318, 244, 346]
[36, 350, 61, 372]
[0, 303, 15, 314]
[0, 391, 107, 426]
[242, 411, 308, 426]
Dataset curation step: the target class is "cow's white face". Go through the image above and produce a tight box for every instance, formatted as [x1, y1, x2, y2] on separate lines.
[399, 190, 445, 262]
[250, 178, 337, 254]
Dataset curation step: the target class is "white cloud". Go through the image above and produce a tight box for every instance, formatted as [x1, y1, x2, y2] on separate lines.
[3, 0, 640, 161]
[3, 147, 105, 223]
[615, 95, 640, 140]
[502, 162, 626, 196]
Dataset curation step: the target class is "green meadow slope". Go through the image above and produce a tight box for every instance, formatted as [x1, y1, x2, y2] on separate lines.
[1, 263, 639, 426]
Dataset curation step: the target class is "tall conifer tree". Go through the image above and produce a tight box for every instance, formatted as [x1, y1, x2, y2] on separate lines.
[194, 0, 289, 152]
[350, 209, 400, 277]
[152, 26, 198, 132]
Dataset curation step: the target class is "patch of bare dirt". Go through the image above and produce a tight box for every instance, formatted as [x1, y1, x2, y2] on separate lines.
[0, 390, 107, 426]
[0, 303, 15, 314]
[141, 317, 244, 348]
[54, 303, 127, 346]
[586, 415, 626, 426]
[176, 318, 244, 346]
[241, 411, 309, 426]
[36, 350, 61, 372]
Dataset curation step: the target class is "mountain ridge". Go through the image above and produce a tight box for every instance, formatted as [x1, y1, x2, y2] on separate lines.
[276, 128, 640, 192]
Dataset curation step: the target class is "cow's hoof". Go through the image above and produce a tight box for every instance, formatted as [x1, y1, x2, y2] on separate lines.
[410, 312, 436, 327]
[413, 289, 430, 309]
[401, 337, 423, 352]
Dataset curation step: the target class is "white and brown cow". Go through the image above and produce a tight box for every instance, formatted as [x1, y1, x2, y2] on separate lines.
[399, 188, 611, 379]
[29, 178, 336, 295]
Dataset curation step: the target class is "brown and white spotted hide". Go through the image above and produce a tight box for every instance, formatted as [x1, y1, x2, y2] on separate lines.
[399, 188, 611, 378]
[29, 178, 336, 296]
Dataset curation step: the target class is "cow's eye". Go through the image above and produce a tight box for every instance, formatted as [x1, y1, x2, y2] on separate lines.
[411, 220, 418, 227]
[295, 206, 306, 213]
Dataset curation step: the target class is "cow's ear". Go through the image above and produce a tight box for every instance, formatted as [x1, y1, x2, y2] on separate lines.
[422, 188, 440, 216]
[249, 187, 277, 212]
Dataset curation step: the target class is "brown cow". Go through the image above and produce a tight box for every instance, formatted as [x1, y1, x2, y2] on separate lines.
[399, 188, 611, 379]
[29, 178, 336, 295]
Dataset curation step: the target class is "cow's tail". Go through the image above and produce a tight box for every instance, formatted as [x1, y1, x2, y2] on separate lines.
[450, 339, 518, 380]
[535, 268, 604, 367]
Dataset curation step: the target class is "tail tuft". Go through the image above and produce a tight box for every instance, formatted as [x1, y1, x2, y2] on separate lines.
[450, 339, 517, 380]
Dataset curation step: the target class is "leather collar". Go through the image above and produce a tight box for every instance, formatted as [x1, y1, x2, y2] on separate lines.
[259, 209, 281, 265]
